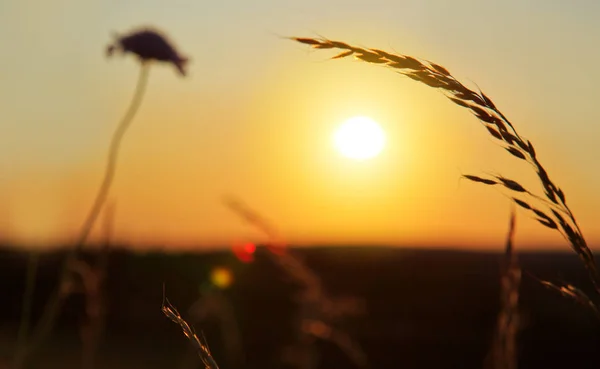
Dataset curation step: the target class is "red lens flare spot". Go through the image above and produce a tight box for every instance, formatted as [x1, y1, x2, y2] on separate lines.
[232, 241, 256, 263]
[243, 242, 256, 254]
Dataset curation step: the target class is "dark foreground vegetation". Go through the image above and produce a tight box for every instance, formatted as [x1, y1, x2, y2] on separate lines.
[1, 246, 598, 369]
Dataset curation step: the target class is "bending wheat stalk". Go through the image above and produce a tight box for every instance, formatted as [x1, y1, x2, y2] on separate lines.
[290, 36, 600, 300]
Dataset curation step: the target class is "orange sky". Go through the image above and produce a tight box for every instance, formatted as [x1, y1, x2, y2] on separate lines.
[1, 1, 599, 251]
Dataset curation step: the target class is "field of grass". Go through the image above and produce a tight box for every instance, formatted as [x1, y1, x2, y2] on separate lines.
[1, 247, 600, 369]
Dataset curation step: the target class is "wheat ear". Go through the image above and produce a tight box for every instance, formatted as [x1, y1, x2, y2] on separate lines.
[290, 37, 600, 299]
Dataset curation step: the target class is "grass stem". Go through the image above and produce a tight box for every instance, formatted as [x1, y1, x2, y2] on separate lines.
[12, 64, 150, 368]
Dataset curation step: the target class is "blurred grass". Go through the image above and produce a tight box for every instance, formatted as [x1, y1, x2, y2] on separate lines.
[2, 247, 599, 369]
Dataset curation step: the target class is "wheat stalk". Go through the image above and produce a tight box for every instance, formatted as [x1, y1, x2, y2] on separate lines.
[162, 289, 220, 369]
[289, 36, 600, 301]
[528, 273, 600, 320]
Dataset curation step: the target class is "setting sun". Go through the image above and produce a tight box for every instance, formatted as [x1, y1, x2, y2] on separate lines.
[333, 116, 386, 161]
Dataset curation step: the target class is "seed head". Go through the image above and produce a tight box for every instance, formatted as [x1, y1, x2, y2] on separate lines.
[106, 27, 189, 76]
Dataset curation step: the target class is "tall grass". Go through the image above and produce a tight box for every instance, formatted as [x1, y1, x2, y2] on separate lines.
[225, 196, 369, 369]
[12, 26, 188, 369]
[75, 201, 115, 369]
[485, 209, 521, 369]
[162, 291, 220, 369]
[185, 285, 244, 369]
[11, 66, 150, 369]
[289, 36, 600, 315]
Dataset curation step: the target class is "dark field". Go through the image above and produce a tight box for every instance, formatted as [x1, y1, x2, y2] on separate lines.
[1, 246, 599, 369]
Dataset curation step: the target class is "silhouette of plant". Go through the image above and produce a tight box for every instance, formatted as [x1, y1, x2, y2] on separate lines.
[224, 196, 368, 369]
[289, 36, 600, 316]
[162, 291, 220, 369]
[485, 209, 521, 369]
[12, 26, 189, 369]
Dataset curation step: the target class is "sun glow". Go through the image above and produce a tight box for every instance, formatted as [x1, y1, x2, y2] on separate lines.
[333, 116, 386, 160]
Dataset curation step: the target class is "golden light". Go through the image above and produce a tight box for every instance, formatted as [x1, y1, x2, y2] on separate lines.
[333, 116, 386, 160]
[6, 179, 64, 247]
[210, 266, 234, 289]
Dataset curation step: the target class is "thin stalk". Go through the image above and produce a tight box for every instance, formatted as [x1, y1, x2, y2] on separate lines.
[12, 64, 150, 368]
[76, 63, 150, 250]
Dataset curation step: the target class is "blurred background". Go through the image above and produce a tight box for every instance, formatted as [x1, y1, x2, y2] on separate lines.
[1, 1, 600, 368]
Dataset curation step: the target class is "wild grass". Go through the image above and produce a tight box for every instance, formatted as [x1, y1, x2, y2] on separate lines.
[485, 209, 521, 369]
[74, 201, 115, 369]
[12, 27, 188, 369]
[289, 36, 600, 316]
[185, 285, 244, 369]
[162, 290, 220, 369]
[11, 64, 151, 369]
[224, 196, 369, 369]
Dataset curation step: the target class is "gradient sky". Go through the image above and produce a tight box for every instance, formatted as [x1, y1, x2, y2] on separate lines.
[1, 0, 599, 250]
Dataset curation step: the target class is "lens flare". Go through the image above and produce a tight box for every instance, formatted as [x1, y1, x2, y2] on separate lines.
[210, 267, 233, 289]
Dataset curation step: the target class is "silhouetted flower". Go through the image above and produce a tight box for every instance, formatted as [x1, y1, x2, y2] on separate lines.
[107, 27, 189, 76]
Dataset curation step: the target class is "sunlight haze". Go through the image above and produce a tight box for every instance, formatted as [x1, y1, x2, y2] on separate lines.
[333, 116, 386, 161]
[1, 0, 599, 250]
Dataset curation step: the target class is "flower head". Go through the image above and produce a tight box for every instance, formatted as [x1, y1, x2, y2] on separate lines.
[107, 27, 189, 76]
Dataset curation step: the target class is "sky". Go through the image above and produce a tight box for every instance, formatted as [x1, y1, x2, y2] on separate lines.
[0, 0, 599, 251]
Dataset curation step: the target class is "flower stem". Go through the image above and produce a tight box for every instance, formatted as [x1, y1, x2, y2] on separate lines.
[76, 63, 150, 249]
[12, 64, 150, 369]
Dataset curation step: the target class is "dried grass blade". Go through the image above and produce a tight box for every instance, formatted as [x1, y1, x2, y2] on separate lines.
[512, 198, 531, 210]
[496, 177, 527, 193]
[486, 126, 503, 140]
[538, 280, 600, 320]
[332, 50, 354, 59]
[162, 289, 220, 369]
[463, 175, 497, 185]
[291, 37, 322, 46]
[505, 147, 526, 160]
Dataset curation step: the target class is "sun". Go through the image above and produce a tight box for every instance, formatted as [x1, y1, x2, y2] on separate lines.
[333, 116, 386, 160]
